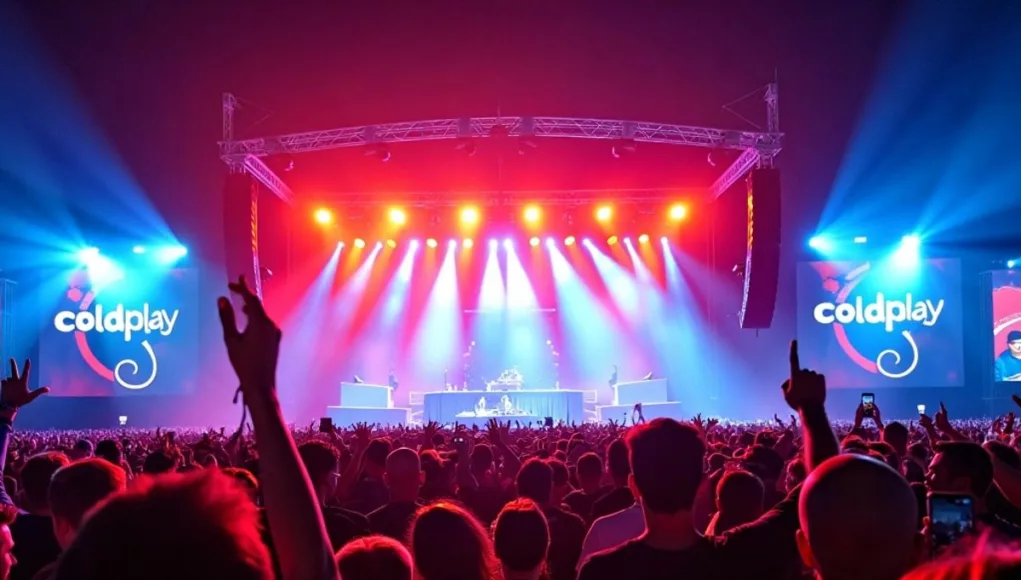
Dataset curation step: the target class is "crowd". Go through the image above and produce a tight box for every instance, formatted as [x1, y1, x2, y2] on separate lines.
[1, 277, 1020, 579]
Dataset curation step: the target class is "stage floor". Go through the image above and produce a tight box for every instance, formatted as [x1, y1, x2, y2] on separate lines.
[423, 390, 585, 425]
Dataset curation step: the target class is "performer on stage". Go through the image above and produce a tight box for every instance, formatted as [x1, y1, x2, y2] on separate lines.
[996, 330, 1021, 382]
[609, 365, 618, 387]
[388, 369, 399, 391]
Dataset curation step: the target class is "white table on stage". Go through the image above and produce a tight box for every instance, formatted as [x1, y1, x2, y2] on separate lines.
[340, 382, 393, 408]
[613, 378, 668, 406]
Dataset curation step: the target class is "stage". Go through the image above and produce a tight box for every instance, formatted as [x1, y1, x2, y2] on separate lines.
[423, 390, 586, 425]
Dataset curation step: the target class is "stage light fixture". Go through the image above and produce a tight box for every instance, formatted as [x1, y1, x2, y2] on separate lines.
[460, 206, 480, 225]
[353, 238, 366, 249]
[409, 239, 420, 249]
[660, 236, 668, 244]
[463, 238, 474, 249]
[808, 236, 829, 251]
[337, 241, 345, 249]
[448, 239, 457, 249]
[77, 247, 100, 262]
[426, 238, 438, 248]
[386, 239, 397, 248]
[624, 237, 632, 245]
[564, 236, 576, 246]
[596, 206, 613, 222]
[523, 205, 541, 224]
[388, 207, 407, 226]
[545, 237, 555, 248]
[638, 234, 650, 244]
[313, 208, 334, 225]
[503, 238, 513, 249]
[529, 237, 540, 247]
[668, 204, 687, 221]
[607, 235, 618, 245]
[853, 236, 868, 244]
[132, 245, 146, 254]
[1009, 259, 1017, 269]
[155, 245, 188, 264]
[489, 239, 498, 250]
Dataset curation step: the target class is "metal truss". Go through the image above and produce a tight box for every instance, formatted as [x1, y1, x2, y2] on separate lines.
[220, 116, 781, 162]
[316, 188, 685, 208]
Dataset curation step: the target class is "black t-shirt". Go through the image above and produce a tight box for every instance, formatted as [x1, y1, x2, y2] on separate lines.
[542, 505, 586, 580]
[322, 506, 372, 550]
[591, 487, 634, 521]
[579, 486, 803, 580]
[368, 500, 422, 542]
[10, 514, 60, 580]
[563, 489, 599, 522]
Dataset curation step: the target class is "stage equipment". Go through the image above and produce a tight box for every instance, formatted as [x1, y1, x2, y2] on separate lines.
[739, 167, 782, 329]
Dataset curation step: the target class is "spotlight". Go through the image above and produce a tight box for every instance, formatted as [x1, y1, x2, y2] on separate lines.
[624, 237, 632, 245]
[808, 236, 829, 251]
[313, 208, 334, 225]
[503, 238, 513, 249]
[77, 247, 100, 262]
[388, 208, 407, 226]
[409, 239, 420, 249]
[668, 204, 687, 221]
[596, 206, 613, 222]
[1009, 259, 1017, 269]
[448, 239, 457, 249]
[337, 241, 345, 249]
[901, 234, 921, 250]
[660, 236, 668, 244]
[155, 245, 188, 263]
[426, 238, 438, 248]
[353, 238, 366, 249]
[638, 234, 650, 244]
[545, 237, 555, 248]
[132, 245, 146, 254]
[460, 206, 480, 225]
[564, 236, 576, 246]
[386, 239, 397, 248]
[853, 236, 868, 244]
[523, 205, 541, 224]
[489, 239, 498, 250]
[463, 238, 474, 249]
[376, 241, 384, 249]
[529, 237, 540, 247]
[607, 235, 618, 245]
[582, 238, 592, 246]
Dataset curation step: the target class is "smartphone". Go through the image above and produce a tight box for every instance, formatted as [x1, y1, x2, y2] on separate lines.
[861, 393, 875, 417]
[452, 434, 467, 446]
[917, 404, 926, 415]
[118, 415, 128, 426]
[318, 417, 334, 433]
[928, 493, 974, 555]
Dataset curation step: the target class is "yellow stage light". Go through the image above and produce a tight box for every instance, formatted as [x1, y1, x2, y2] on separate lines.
[595, 206, 613, 222]
[313, 208, 334, 225]
[607, 235, 618, 245]
[388, 207, 407, 226]
[426, 238, 438, 248]
[463, 238, 474, 249]
[669, 204, 688, 221]
[638, 234, 650, 244]
[529, 237, 540, 247]
[523, 205, 541, 224]
[460, 206, 480, 225]
[386, 239, 397, 248]
[564, 236, 576, 246]
[353, 238, 366, 248]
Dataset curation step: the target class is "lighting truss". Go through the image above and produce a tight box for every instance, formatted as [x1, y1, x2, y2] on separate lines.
[316, 188, 691, 208]
[219, 84, 783, 205]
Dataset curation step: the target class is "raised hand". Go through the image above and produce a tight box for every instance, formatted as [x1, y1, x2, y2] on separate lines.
[217, 275, 281, 396]
[1, 359, 50, 419]
[422, 420, 439, 443]
[773, 413, 784, 427]
[353, 422, 372, 449]
[1006, 412, 1016, 435]
[486, 418, 502, 445]
[934, 402, 952, 432]
[706, 417, 720, 432]
[691, 413, 706, 433]
[782, 340, 826, 411]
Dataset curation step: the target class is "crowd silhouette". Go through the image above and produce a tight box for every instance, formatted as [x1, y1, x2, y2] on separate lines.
[0, 277, 1019, 578]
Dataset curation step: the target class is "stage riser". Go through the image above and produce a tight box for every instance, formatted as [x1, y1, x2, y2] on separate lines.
[596, 402, 683, 423]
[326, 406, 409, 427]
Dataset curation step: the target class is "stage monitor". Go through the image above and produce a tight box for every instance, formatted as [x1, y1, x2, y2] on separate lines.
[796, 258, 964, 388]
[38, 267, 199, 396]
[992, 270, 1021, 382]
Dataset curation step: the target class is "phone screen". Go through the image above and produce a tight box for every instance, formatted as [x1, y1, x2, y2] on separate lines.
[861, 393, 875, 417]
[928, 493, 974, 554]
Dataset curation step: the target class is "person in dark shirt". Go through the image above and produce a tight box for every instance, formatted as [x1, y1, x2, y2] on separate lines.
[578, 419, 803, 580]
[590, 439, 633, 521]
[457, 444, 513, 526]
[368, 448, 423, 542]
[563, 452, 605, 523]
[348, 439, 391, 515]
[11, 452, 68, 580]
[995, 330, 1021, 381]
[297, 441, 370, 550]
[516, 459, 585, 580]
[928, 441, 1021, 539]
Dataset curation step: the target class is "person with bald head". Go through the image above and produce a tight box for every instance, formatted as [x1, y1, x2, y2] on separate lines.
[797, 454, 924, 580]
[368, 448, 424, 542]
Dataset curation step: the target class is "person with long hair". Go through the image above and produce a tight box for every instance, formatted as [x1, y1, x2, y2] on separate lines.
[409, 502, 499, 580]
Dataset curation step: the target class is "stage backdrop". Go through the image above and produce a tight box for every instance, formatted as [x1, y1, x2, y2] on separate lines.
[992, 270, 1021, 382]
[796, 258, 964, 389]
[38, 268, 199, 396]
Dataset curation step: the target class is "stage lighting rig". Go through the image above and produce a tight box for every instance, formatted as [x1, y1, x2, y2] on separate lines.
[595, 206, 613, 222]
[388, 207, 407, 226]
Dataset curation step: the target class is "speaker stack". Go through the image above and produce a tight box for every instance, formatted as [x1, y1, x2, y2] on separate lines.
[739, 168, 782, 329]
[222, 172, 263, 299]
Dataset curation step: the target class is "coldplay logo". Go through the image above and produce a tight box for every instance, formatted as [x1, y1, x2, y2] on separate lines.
[809, 262, 945, 379]
[52, 271, 179, 390]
